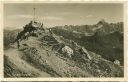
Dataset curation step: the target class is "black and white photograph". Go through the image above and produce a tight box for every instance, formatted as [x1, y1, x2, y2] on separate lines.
[4, 3, 124, 78]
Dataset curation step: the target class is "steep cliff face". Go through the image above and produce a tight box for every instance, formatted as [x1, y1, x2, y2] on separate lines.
[4, 27, 123, 77]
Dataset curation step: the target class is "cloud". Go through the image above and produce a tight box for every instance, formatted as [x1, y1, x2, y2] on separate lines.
[7, 15, 33, 19]
[18, 15, 33, 19]
[43, 16, 63, 20]
[59, 12, 74, 15]
[86, 15, 93, 18]
[7, 14, 64, 21]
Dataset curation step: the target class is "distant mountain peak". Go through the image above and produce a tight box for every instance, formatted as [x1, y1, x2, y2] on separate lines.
[97, 19, 108, 25]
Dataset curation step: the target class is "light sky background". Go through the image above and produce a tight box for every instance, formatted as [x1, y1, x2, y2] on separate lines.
[4, 3, 123, 30]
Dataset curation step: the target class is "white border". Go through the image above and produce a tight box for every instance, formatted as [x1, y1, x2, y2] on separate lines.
[0, 0, 4, 81]
[0, 0, 128, 81]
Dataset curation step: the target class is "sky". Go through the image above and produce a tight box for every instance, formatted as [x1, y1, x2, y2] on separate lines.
[4, 3, 123, 30]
